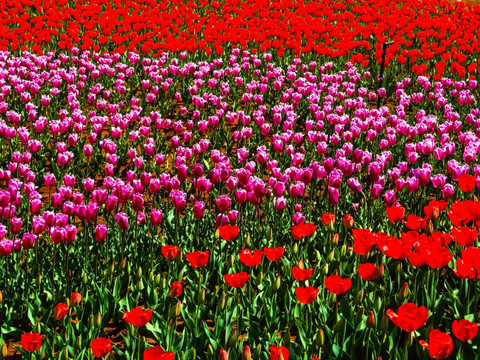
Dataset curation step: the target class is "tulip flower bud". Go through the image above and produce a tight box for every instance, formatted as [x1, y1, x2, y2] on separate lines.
[0, 290, 2, 304]
[395, 262, 402, 275]
[155, 274, 162, 287]
[119, 258, 126, 272]
[340, 244, 347, 258]
[137, 266, 143, 279]
[82, 272, 88, 285]
[148, 271, 154, 283]
[88, 315, 95, 328]
[215, 228, 220, 240]
[355, 308, 364, 326]
[342, 214, 354, 229]
[322, 263, 329, 276]
[255, 271, 263, 285]
[160, 277, 167, 292]
[354, 290, 364, 305]
[36, 273, 42, 288]
[254, 344, 262, 359]
[328, 221, 335, 232]
[428, 208, 439, 221]
[1, 343, 7, 359]
[399, 282, 409, 300]
[375, 264, 384, 280]
[298, 259, 305, 270]
[244, 233, 251, 247]
[315, 328, 325, 347]
[333, 318, 344, 333]
[207, 345, 214, 357]
[69, 292, 82, 307]
[283, 329, 291, 346]
[379, 315, 389, 332]
[366, 311, 375, 328]
[62, 347, 69, 360]
[95, 312, 102, 327]
[188, 348, 196, 360]
[316, 250, 322, 263]
[273, 275, 281, 292]
[136, 278, 144, 291]
[406, 331, 414, 348]
[197, 287, 205, 303]
[474, 194, 479, 202]
[242, 346, 252, 360]
[328, 292, 336, 306]
[174, 301, 182, 317]
[293, 242, 299, 255]
[74, 336, 81, 351]
[34, 322, 41, 334]
[227, 328, 238, 348]
[218, 349, 228, 360]
[197, 273, 203, 287]
[217, 296, 226, 313]
[126, 262, 132, 276]
[227, 254, 234, 267]
[331, 233, 339, 246]
[327, 250, 335, 263]
[176, 249, 184, 263]
[426, 220, 433, 235]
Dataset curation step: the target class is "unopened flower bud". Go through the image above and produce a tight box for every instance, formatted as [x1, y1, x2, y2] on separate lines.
[379, 315, 389, 332]
[273, 275, 281, 292]
[366, 311, 375, 328]
[406, 331, 414, 348]
[119, 258, 126, 272]
[267, 228, 273, 241]
[215, 228, 220, 240]
[227, 328, 238, 348]
[88, 315, 95, 328]
[62, 347, 69, 360]
[426, 220, 434, 235]
[1, 343, 7, 359]
[315, 328, 325, 347]
[322, 263, 329, 276]
[197, 287, 205, 303]
[218, 349, 228, 360]
[34, 322, 41, 334]
[328, 221, 335, 232]
[298, 259, 305, 270]
[69, 291, 82, 307]
[188, 348, 196, 360]
[375, 264, 384, 280]
[399, 282, 409, 300]
[227, 254, 234, 267]
[95, 312, 102, 327]
[374, 296, 382, 312]
[244, 233, 251, 247]
[254, 344, 262, 359]
[293, 242, 299, 255]
[342, 214, 354, 229]
[327, 250, 335, 263]
[255, 271, 263, 285]
[207, 345, 214, 357]
[176, 249, 184, 263]
[354, 290, 364, 305]
[169, 301, 182, 319]
[242, 346, 252, 360]
[328, 292, 336, 306]
[0, 290, 2, 304]
[148, 271, 154, 283]
[340, 244, 347, 258]
[137, 266, 143, 279]
[74, 336, 81, 351]
[155, 274, 162, 287]
[395, 262, 402, 275]
[136, 278, 144, 291]
[355, 308, 365, 326]
[217, 296, 226, 313]
[331, 233, 339, 246]
[82, 272, 88, 285]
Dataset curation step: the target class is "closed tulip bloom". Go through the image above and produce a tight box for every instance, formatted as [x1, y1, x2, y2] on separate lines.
[64, 224, 77, 244]
[94, 224, 108, 242]
[452, 319, 478, 341]
[22, 233, 36, 250]
[0, 240, 13, 256]
[386, 206, 405, 223]
[150, 209, 163, 226]
[193, 201, 205, 220]
[69, 291, 82, 307]
[419, 330, 453, 360]
[53, 303, 69, 321]
[169, 281, 183, 298]
[115, 212, 129, 230]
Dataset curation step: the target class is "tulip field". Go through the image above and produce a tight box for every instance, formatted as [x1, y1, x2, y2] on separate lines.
[2, 0, 480, 359]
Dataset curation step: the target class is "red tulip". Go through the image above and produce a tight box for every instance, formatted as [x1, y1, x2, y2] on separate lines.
[169, 281, 183, 298]
[161, 245, 179, 260]
[269, 346, 289, 360]
[458, 174, 476, 192]
[452, 319, 478, 341]
[224, 271, 250, 288]
[386, 302, 428, 332]
[292, 223, 317, 240]
[321, 213, 335, 226]
[264, 247, 284, 261]
[342, 214, 354, 229]
[90, 338, 112, 358]
[69, 291, 82, 307]
[143, 346, 175, 360]
[404, 214, 427, 230]
[452, 226, 478, 247]
[357, 263, 379, 281]
[53, 303, 69, 321]
[295, 286, 319, 304]
[21, 333, 42, 352]
[419, 330, 453, 360]
[123, 308, 153, 327]
[218, 224, 240, 241]
[325, 275, 352, 295]
[386, 206, 405, 223]
[292, 266, 313, 281]
[186, 250, 209, 268]
[239, 249, 263, 267]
